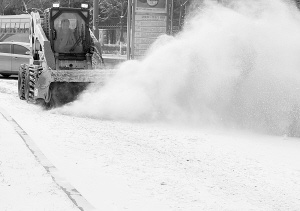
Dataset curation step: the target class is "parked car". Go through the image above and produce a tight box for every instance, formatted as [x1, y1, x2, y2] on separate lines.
[0, 42, 31, 78]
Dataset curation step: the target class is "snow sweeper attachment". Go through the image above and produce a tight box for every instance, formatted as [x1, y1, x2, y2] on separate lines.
[18, 4, 113, 108]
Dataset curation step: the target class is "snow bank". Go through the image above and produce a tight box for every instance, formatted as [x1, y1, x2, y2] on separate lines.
[57, 0, 300, 136]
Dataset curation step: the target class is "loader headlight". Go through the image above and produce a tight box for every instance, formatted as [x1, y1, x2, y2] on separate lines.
[81, 3, 89, 9]
[53, 3, 60, 8]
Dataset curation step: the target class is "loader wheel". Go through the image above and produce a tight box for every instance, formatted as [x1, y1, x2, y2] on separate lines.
[36, 92, 55, 110]
[25, 65, 40, 102]
[35, 97, 54, 110]
[45, 97, 55, 110]
[18, 65, 26, 100]
[24, 66, 29, 101]
[2, 74, 11, 78]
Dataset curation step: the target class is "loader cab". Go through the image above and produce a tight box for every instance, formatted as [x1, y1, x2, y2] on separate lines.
[47, 6, 91, 59]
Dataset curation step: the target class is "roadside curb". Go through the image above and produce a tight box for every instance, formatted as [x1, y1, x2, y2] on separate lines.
[0, 107, 98, 211]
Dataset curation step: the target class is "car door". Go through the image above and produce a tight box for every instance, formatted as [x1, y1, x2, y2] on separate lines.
[11, 44, 30, 73]
[0, 43, 12, 72]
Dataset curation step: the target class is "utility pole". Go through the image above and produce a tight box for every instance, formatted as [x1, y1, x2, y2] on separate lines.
[170, 0, 174, 35]
[127, 0, 132, 60]
[93, 0, 99, 40]
[179, 0, 190, 31]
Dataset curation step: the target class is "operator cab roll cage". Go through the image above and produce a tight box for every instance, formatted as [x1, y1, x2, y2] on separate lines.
[49, 7, 91, 58]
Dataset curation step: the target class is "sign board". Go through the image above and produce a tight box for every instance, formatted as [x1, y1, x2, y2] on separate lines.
[127, 0, 172, 59]
[136, 0, 167, 13]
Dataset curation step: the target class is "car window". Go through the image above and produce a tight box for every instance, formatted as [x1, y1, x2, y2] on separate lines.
[0, 44, 11, 53]
[13, 45, 28, 55]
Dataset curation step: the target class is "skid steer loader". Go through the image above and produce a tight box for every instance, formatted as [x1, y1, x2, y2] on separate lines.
[18, 3, 112, 108]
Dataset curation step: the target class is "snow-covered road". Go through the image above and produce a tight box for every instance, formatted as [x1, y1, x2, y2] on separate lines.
[2, 1, 300, 210]
[0, 78, 300, 211]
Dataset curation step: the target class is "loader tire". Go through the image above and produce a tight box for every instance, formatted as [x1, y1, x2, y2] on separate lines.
[18, 64, 26, 100]
[25, 65, 41, 102]
[35, 97, 54, 110]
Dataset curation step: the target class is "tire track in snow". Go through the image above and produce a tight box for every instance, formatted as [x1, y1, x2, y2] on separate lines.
[0, 106, 98, 211]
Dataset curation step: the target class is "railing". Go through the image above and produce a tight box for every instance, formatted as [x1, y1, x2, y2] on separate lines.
[0, 15, 31, 42]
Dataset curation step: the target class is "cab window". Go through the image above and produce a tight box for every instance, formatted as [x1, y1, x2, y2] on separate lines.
[13, 45, 28, 55]
[0, 44, 11, 53]
[53, 12, 85, 53]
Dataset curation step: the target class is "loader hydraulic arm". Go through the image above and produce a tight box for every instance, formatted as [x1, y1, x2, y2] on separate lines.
[89, 28, 104, 64]
[31, 12, 55, 69]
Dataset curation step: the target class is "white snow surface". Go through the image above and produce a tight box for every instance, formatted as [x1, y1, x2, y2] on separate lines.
[1, 79, 300, 211]
[1, 0, 300, 210]
[58, 0, 300, 137]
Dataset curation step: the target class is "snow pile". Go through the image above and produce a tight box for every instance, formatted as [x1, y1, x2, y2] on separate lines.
[57, 0, 300, 136]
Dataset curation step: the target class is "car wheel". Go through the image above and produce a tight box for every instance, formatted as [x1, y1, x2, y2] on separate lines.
[1, 74, 11, 78]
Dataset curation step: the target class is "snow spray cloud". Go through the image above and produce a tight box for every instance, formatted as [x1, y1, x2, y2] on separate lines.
[57, 0, 300, 136]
